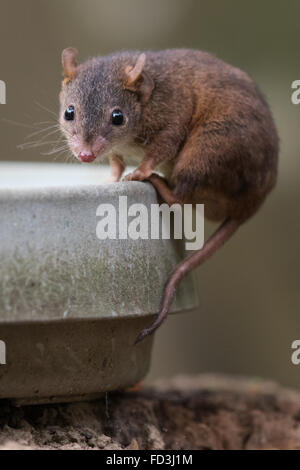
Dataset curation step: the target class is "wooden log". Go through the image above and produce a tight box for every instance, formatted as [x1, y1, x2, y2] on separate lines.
[1, 374, 300, 450]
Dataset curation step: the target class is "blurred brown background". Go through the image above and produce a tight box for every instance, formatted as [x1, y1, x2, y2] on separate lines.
[0, 0, 299, 387]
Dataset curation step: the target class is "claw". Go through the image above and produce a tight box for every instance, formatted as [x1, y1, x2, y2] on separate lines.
[124, 169, 153, 182]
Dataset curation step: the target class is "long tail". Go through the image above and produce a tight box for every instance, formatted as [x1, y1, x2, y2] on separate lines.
[135, 217, 240, 344]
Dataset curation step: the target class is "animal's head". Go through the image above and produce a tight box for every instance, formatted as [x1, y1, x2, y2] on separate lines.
[59, 48, 154, 162]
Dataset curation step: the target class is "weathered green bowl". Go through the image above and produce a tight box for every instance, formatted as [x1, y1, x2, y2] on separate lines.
[0, 162, 197, 404]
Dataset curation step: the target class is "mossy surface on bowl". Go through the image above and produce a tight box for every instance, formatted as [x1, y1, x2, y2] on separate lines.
[0, 163, 197, 323]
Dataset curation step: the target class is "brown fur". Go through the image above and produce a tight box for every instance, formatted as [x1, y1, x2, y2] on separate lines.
[60, 48, 279, 342]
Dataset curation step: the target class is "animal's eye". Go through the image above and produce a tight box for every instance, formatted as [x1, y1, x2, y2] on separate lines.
[111, 109, 124, 126]
[64, 105, 75, 121]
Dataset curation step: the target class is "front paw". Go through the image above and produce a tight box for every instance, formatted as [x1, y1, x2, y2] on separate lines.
[124, 169, 152, 182]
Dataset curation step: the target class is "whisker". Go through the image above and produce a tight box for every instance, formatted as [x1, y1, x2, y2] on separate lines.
[32, 121, 58, 127]
[47, 148, 74, 163]
[4, 101, 76, 160]
[26, 126, 60, 141]
[17, 139, 65, 150]
[34, 101, 58, 118]
[2, 118, 37, 129]
[42, 144, 70, 156]
[3, 103, 76, 163]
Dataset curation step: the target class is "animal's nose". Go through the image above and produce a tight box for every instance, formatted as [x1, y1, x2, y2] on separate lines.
[78, 151, 96, 163]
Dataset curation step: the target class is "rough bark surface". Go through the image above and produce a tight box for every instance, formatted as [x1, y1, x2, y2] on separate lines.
[1, 374, 300, 450]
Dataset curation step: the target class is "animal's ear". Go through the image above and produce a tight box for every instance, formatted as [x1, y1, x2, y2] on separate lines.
[124, 53, 154, 104]
[62, 47, 78, 84]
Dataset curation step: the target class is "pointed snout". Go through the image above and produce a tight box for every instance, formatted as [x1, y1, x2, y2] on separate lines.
[72, 135, 108, 163]
[78, 151, 96, 163]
